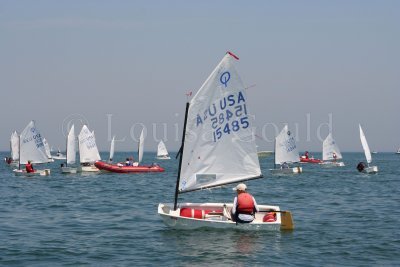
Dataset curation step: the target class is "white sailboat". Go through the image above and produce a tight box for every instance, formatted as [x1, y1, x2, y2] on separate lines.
[137, 129, 144, 165]
[396, 148, 400, 154]
[321, 133, 345, 167]
[61, 125, 77, 173]
[6, 131, 19, 166]
[156, 140, 171, 159]
[108, 136, 115, 163]
[13, 121, 51, 176]
[77, 125, 101, 172]
[42, 138, 55, 162]
[158, 52, 294, 230]
[270, 125, 302, 175]
[358, 124, 378, 174]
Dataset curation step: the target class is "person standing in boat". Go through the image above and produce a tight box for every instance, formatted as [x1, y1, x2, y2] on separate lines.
[231, 183, 259, 223]
[125, 158, 131, 166]
[25, 160, 35, 173]
[332, 152, 337, 162]
[304, 151, 309, 159]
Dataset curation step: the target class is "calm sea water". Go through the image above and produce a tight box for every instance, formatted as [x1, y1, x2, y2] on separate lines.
[0, 152, 399, 266]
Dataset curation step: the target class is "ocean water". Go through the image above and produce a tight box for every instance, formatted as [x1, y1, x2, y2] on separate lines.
[0, 152, 399, 266]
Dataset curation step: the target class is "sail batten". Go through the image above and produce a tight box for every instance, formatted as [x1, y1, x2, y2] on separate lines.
[178, 53, 261, 193]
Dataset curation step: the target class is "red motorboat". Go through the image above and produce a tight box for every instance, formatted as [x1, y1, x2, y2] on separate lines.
[94, 161, 165, 173]
[299, 156, 323, 164]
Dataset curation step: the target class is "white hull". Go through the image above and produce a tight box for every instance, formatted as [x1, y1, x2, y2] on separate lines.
[52, 155, 66, 160]
[321, 161, 345, 167]
[156, 155, 171, 160]
[362, 166, 378, 174]
[61, 166, 77, 174]
[77, 165, 99, 172]
[13, 169, 51, 176]
[158, 203, 283, 231]
[270, 166, 302, 175]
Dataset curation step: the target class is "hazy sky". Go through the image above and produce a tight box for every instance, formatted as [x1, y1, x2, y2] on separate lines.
[1, 1, 399, 153]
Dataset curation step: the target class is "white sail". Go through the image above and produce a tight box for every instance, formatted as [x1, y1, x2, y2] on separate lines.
[322, 133, 343, 161]
[179, 52, 261, 193]
[359, 124, 372, 164]
[43, 138, 52, 159]
[10, 131, 19, 161]
[157, 140, 169, 157]
[66, 125, 76, 165]
[275, 125, 300, 165]
[19, 121, 52, 164]
[138, 129, 145, 163]
[78, 125, 101, 163]
[109, 136, 115, 161]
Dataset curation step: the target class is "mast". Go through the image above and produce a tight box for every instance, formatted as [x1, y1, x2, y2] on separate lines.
[173, 102, 190, 210]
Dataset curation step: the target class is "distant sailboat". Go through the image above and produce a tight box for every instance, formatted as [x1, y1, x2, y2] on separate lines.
[156, 140, 171, 159]
[61, 124, 77, 174]
[13, 121, 51, 176]
[358, 124, 378, 174]
[137, 128, 144, 164]
[109, 136, 115, 163]
[77, 125, 101, 172]
[270, 125, 302, 175]
[43, 138, 55, 162]
[396, 148, 400, 154]
[6, 131, 19, 166]
[321, 133, 345, 167]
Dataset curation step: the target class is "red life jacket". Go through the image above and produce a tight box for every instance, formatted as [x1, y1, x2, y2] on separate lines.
[237, 192, 255, 214]
[26, 163, 34, 173]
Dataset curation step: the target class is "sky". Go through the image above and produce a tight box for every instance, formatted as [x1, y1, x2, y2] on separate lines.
[1, 0, 399, 153]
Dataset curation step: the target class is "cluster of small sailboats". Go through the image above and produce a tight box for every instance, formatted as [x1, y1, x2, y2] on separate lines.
[267, 124, 377, 175]
[6, 121, 169, 175]
[5, 51, 386, 231]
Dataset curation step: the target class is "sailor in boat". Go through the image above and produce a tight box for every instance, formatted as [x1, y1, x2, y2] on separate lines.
[5, 157, 12, 164]
[357, 162, 366, 172]
[125, 158, 131, 166]
[26, 160, 35, 173]
[332, 152, 337, 162]
[304, 151, 309, 159]
[231, 183, 259, 223]
[281, 162, 289, 169]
